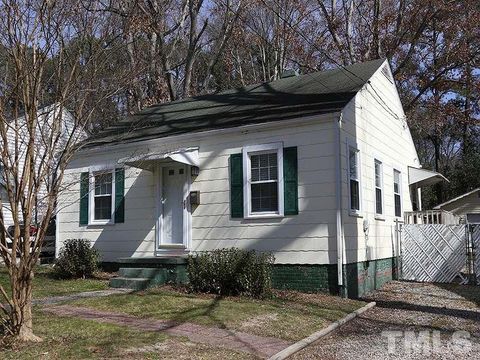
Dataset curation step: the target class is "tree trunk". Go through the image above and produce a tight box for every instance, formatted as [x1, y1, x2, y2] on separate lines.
[12, 273, 42, 342]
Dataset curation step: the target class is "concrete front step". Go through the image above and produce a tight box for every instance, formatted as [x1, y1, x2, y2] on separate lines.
[109, 277, 159, 291]
[109, 258, 189, 290]
[118, 267, 168, 281]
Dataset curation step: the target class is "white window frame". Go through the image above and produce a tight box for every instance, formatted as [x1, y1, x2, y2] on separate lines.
[89, 169, 116, 225]
[374, 159, 384, 219]
[347, 143, 362, 216]
[393, 169, 402, 218]
[243, 142, 284, 219]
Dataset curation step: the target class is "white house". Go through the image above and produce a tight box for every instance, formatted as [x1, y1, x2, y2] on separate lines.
[0, 104, 77, 255]
[434, 188, 480, 223]
[56, 59, 443, 297]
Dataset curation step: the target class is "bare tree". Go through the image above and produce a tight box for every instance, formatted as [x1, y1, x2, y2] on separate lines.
[0, 0, 127, 341]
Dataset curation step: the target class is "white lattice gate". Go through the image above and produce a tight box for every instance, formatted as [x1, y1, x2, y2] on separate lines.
[472, 224, 480, 285]
[400, 224, 472, 284]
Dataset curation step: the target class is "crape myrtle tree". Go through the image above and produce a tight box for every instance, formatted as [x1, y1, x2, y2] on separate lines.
[0, 0, 128, 342]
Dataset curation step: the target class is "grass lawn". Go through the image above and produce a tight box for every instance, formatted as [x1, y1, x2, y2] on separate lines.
[0, 265, 109, 299]
[67, 286, 366, 342]
[0, 270, 366, 359]
[1, 310, 252, 360]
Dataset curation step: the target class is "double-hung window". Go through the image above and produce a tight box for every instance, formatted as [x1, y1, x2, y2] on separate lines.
[374, 159, 384, 216]
[393, 169, 402, 217]
[251, 153, 278, 212]
[243, 143, 284, 218]
[90, 171, 115, 224]
[0, 164, 6, 200]
[348, 146, 360, 213]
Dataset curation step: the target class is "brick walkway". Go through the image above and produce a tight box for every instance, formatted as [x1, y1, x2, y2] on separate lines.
[43, 305, 292, 358]
[33, 289, 133, 306]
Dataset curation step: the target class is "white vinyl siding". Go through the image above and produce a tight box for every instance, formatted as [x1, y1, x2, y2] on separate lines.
[340, 60, 419, 263]
[57, 116, 338, 263]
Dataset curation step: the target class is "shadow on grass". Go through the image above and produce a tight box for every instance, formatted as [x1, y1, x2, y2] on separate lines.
[125, 286, 360, 331]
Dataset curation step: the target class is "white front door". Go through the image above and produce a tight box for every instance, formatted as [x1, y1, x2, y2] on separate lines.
[162, 165, 185, 245]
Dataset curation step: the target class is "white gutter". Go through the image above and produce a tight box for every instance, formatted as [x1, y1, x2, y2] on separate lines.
[335, 113, 345, 297]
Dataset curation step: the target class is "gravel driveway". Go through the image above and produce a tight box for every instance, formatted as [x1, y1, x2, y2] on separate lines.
[292, 281, 480, 359]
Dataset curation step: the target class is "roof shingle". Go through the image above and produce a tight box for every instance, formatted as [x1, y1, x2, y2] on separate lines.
[86, 58, 385, 148]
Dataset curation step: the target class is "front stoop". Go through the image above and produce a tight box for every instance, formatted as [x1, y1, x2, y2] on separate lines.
[109, 257, 188, 290]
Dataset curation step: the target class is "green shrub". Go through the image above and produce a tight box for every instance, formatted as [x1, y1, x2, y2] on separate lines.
[54, 239, 99, 279]
[187, 248, 274, 298]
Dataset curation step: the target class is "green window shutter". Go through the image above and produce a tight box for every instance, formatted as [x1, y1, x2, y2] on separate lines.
[230, 153, 244, 218]
[114, 168, 125, 223]
[283, 146, 298, 215]
[79, 172, 89, 225]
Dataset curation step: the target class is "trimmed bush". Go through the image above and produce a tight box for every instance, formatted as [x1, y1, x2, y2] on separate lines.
[187, 248, 274, 298]
[55, 239, 99, 279]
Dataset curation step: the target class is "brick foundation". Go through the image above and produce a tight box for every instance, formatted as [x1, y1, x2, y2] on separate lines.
[105, 256, 397, 298]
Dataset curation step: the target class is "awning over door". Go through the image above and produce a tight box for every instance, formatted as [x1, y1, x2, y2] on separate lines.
[408, 166, 449, 187]
[118, 147, 199, 171]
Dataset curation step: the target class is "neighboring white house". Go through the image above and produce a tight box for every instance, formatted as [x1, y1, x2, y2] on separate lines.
[0, 104, 78, 255]
[56, 59, 443, 297]
[434, 188, 480, 223]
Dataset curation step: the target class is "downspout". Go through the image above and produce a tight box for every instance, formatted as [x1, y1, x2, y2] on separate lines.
[335, 113, 346, 297]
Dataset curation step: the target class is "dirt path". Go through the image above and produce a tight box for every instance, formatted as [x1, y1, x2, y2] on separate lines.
[42, 304, 292, 358]
[292, 281, 480, 359]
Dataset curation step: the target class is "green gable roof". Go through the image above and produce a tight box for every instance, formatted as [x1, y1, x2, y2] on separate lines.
[86, 58, 385, 148]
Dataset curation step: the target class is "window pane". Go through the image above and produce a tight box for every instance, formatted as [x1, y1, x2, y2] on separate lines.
[395, 194, 401, 217]
[270, 166, 278, 180]
[375, 161, 382, 187]
[268, 153, 277, 166]
[350, 179, 359, 211]
[250, 152, 278, 182]
[95, 173, 112, 195]
[251, 182, 278, 212]
[349, 149, 358, 179]
[94, 196, 112, 220]
[260, 167, 269, 181]
[376, 188, 383, 214]
[251, 155, 259, 168]
[394, 170, 400, 193]
[251, 168, 259, 182]
[0, 185, 6, 200]
[259, 154, 269, 167]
